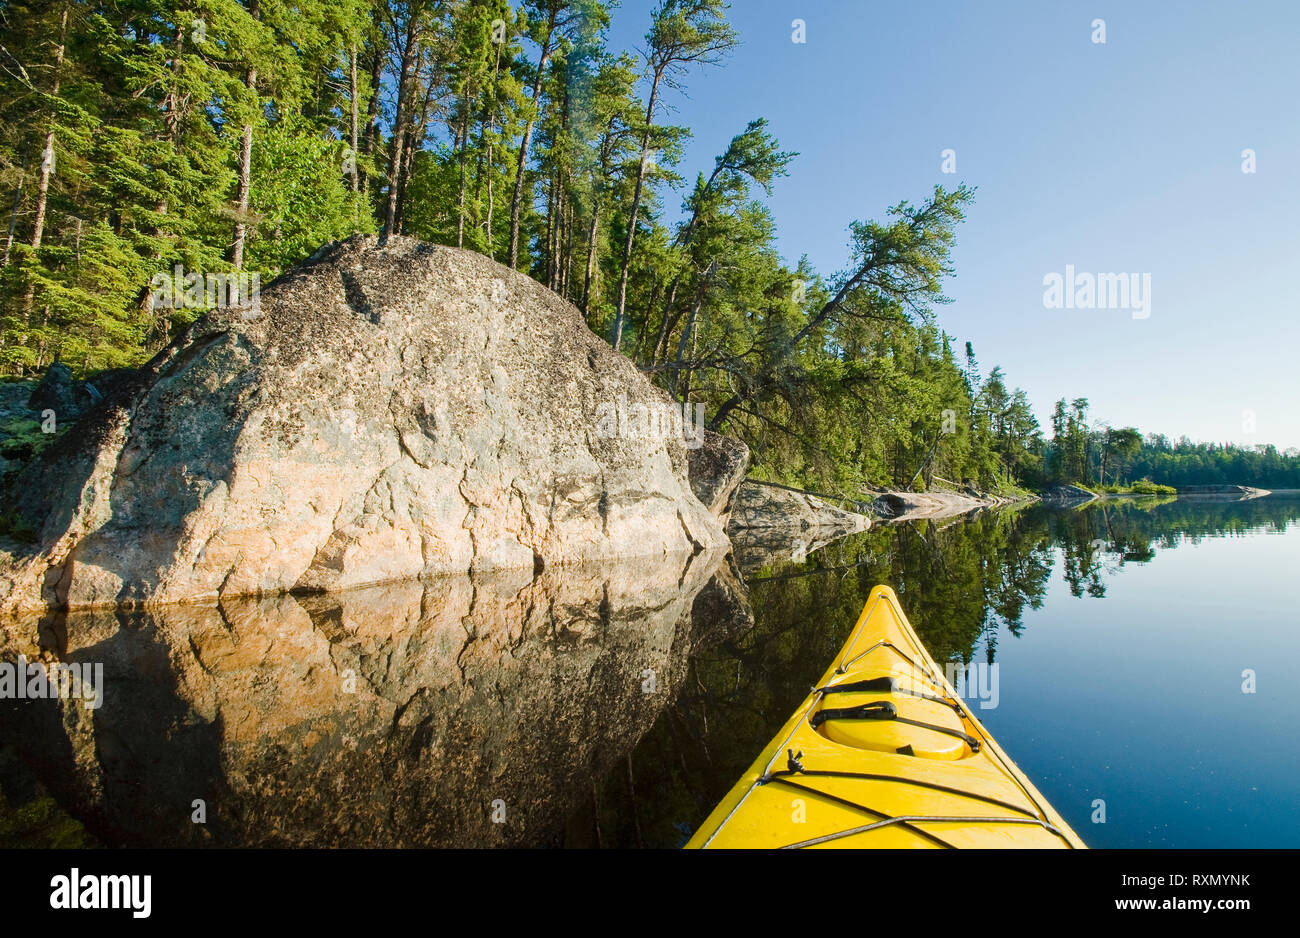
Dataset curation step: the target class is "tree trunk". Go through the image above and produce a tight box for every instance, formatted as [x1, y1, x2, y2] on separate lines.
[610, 73, 661, 350]
[17, 0, 71, 364]
[581, 199, 599, 317]
[507, 18, 556, 269]
[381, 21, 419, 245]
[361, 19, 385, 197]
[544, 174, 556, 289]
[2, 156, 25, 267]
[470, 104, 492, 242]
[29, 0, 70, 253]
[395, 54, 437, 235]
[632, 283, 660, 363]
[682, 308, 700, 400]
[231, 0, 262, 269]
[581, 129, 617, 319]
[394, 123, 416, 234]
[553, 178, 566, 291]
[670, 268, 712, 397]
[651, 280, 683, 366]
[136, 19, 187, 350]
[485, 156, 495, 257]
[482, 40, 503, 258]
[561, 185, 574, 298]
[229, 78, 256, 269]
[349, 42, 359, 198]
[455, 103, 470, 247]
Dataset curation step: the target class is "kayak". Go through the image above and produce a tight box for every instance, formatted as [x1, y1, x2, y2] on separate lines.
[686, 585, 1085, 848]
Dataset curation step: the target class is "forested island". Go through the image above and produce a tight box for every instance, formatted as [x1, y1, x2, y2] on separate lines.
[3, 0, 1297, 499]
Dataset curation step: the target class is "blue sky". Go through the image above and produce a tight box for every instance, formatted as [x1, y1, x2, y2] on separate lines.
[600, 0, 1300, 449]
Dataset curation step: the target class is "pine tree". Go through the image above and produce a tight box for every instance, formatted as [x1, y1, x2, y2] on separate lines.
[609, 0, 737, 351]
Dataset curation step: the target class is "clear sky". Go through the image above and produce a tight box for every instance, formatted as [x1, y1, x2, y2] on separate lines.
[601, 0, 1300, 450]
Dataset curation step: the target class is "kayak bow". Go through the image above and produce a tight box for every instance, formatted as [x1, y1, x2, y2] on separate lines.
[687, 585, 1085, 848]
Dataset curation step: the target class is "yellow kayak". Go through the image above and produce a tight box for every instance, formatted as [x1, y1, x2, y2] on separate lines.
[687, 585, 1085, 848]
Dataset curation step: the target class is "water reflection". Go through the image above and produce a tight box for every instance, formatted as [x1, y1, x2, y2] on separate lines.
[577, 495, 1300, 847]
[5, 495, 1298, 848]
[1, 550, 751, 847]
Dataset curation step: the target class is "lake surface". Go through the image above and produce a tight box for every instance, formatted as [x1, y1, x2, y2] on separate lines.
[3, 495, 1297, 847]
[568, 495, 1300, 848]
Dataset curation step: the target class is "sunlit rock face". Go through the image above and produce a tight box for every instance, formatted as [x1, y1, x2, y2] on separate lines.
[0, 235, 734, 613]
[0, 550, 751, 847]
[728, 482, 871, 536]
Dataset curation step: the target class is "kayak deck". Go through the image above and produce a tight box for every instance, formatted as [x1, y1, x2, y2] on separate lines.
[686, 586, 1085, 848]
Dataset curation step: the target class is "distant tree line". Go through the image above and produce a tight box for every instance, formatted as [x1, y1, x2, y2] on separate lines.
[1042, 397, 1300, 489]
[1128, 436, 1300, 489]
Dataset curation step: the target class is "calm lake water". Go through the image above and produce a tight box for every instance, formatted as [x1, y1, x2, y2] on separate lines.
[4, 495, 1297, 847]
[569, 495, 1300, 848]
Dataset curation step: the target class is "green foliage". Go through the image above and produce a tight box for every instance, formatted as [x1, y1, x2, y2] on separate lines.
[1096, 479, 1178, 496]
[4, 0, 1274, 498]
[0, 0, 1047, 492]
[0, 416, 54, 461]
[0, 746, 95, 847]
[1131, 438, 1300, 489]
[0, 0, 374, 372]
[246, 116, 374, 274]
[0, 508, 39, 543]
[1130, 479, 1177, 495]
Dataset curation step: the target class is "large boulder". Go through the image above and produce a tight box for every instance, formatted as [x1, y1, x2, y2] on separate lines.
[870, 489, 993, 521]
[1176, 484, 1270, 500]
[686, 430, 749, 519]
[0, 235, 733, 612]
[1038, 483, 1098, 504]
[27, 363, 85, 418]
[727, 480, 870, 534]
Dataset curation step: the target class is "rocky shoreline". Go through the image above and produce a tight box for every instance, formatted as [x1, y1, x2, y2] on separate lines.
[868, 488, 1030, 522]
[0, 236, 747, 614]
[726, 480, 871, 535]
[724, 478, 1035, 536]
[1, 228, 1030, 618]
[0, 235, 1277, 617]
[1176, 484, 1271, 500]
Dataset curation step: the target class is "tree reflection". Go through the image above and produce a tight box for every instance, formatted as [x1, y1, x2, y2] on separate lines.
[583, 495, 1300, 847]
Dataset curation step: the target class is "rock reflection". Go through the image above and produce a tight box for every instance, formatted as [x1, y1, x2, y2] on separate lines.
[1, 550, 752, 847]
[732, 526, 875, 574]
